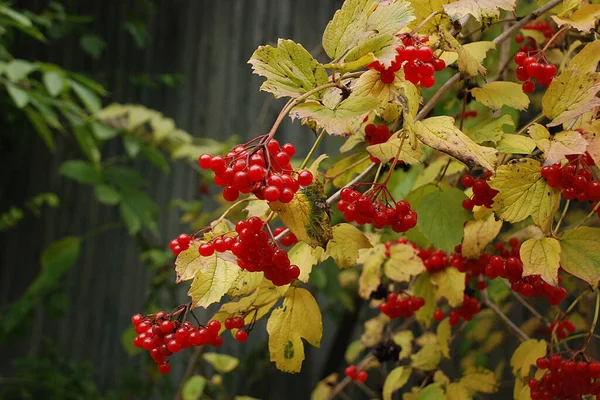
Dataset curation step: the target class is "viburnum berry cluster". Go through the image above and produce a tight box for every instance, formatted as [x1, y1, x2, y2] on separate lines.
[364, 123, 391, 146]
[131, 310, 223, 374]
[379, 292, 425, 319]
[514, 51, 557, 93]
[198, 216, 300, 286]
[516, 21, 556, 51]
[169, 233, 192, 256]
[461, 173, 498, 210]
[224, 316, 249, 342]
[273, 227, 298, 247]
[198, 137, 313, 202]
[541, 157, 600, 202]
[447, 294, 481, 327]
[531, 355, 600, 399]
[548, 319, 576, 339]
[344, 365, 368, 383]
[337, 186, 417, 231]
[366, 34, 445, 87]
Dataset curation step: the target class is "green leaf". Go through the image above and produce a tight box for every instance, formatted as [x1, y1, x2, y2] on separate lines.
[411, 343, 442, 371]
[182, 376, 207, 400]
[383, 367, 411, 400]
[7, 85, 29, 108]
[248, 39, 328, 99]
[59, 160, 102, 184]
[80, 34, 106, 59]
[24, 107, 54, 150]
[416, 383, 446, 400]
[120, 202, 141, 234]
[5, 59, 36, 81]
[560, 227, 600, 288]
[0, 5, 33, 27]
[414, 186, 471, 253]
[520, 237, 561, 286]
[91, 121, 118, 140]
[496, 134, 536, 154]
[141, 145, 170, 173]
[203, 353, 239, 373]
[465, 115, 514, 145]
[119, 187, 158, 233]
[123, 135, 142, 157]
[73, 125, 101, 165]
[42, 236, 81, 271]
[104, 165, 147, 188]
[43, 71, 64, 96]
[70, 79, 101, 112]
[94, 184, 121, 205]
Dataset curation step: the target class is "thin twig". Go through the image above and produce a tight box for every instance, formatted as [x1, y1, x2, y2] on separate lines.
[410, 11, 442, 36]
[482, 288, 529, 342]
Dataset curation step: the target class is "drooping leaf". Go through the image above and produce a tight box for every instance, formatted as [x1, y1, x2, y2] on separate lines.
[269, 180, 333, 248]
[411, 343, 442, 371]
[520, 238, 561, 285]
[568, 40, 600, 73]
[288, 242, 324, 283]
[358, 243, 386, 298]
[6, 85, 29, 108]
[496, 134, 536, 154]
[187, 252, 241, 309]
[24, 107, 54, 150]
[248, 39, 328, 99]
[367, 133, 423, 164]
[465, 115, 514, 145]
[70, 80, 102, 113]
[383, 367, 411, 400]
[203, 353, 239, 373]
[414, 272, 436, 327]
[414, 116, 497, 171]
[384, 243, 426, 282]
[560, 227, 600, 288]
[59, 160, 102, 184]
[438, 31, 494, 77]
[462, 211, 503, 259]
[324, 223, 372, 269]
[488, 159, 561, 232]
[94, 184, 121, 205]
[267, 287, 322, 373]
[431, 268, 466, 307]
[471, 82, 530, 111]
[436, 318, 451, 358]
[42, 71, 64, 96]
[443, 0, 515, 22]
[552, 4, 600, 33]
[182, 376, 207, 400]
[5, 59, 36, 81]
[510, 339, 547, 378]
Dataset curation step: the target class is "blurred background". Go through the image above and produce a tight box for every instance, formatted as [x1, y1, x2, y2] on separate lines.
[0, 1, 360, 399]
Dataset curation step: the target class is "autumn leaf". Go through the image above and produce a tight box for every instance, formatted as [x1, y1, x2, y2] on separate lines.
[383, 367, 411, 400]
[367, 133, 423, 164]
[471, 82, 530, 111]
[269, 180, 333, 248]
[568, 41, 600, 73]
[411, 343, 443, 371]
[438, 30, 494, 77]
[311, 373, 338, 400]
[540, 130, 588, 165]
[219, 280, 285, 324]
[408, 0, 451, 34]
[327, 152, 372, 188]
[462, 211, 503, 259]
[465, 115, 514, 145]
[288, 242, 325, 283]
[413, 157, 465, 189]
[384, 243, 426, 282]
[324, 223, 372, 269]
[188, 252, 241, 308]
[436, 318, 451, 358]
[488, 159, 561, 232]
[227, 270, 264, 298]
[361, 313, 389, 346]
[496, 134, 536, 154]
[460, 368, 498, 393]
[393, 330, 414, 359]
[267, 287, 322, 373]
[552, 4, 600, 33]
[351, 69, 398, 114]
[414, 116, 497, 171]
[446, 383, 471, 400]
[358, 243, 386, 298]
[443, 0, 515, 22]
[511, 339, 547, 378]
[414, 272, 436, 327]
[203, 353, 239, 373]
[431, 268, 466, 307]
[248, 39, 328, 99]
[560, 227, 600, 288]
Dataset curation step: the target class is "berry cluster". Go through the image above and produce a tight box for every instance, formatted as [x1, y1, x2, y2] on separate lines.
[224, 316, 249, 342]
[169, 234, 192, 256]
[514, 51, 557, 93]
[459, 110, 478, 119]
[131, 312, 223, 374]
[372, 339, 402, 362]
[198, 138, 313, 203]
[344, 365, 368, 383]
[364, 123, 394, 163]
[337, 187, 417, 232]
[199, 217, 300, 286]
[379, 293, 425, 319]
[548, 319, 576, 339]
[461, 174, 498, 210]
[273, 227, 298, 247]
[531, 355, 600, 399]
[448, 295, 480, 326]
[367, 35, 445, 87]
[541, 161, 600, 202]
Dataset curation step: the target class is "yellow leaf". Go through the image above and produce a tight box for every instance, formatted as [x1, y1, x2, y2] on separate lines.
[358, 243, 386, 298]
[411, 343, 442, 371]
[269, 180, 333, 248]
[496, 134, 536, 154]
[416, 332, 438, 347]
[352, 69, 397, 114]
[367, 133, 423, 164]
[327, 152, 372, 188]
[443, 0, 515, 21]
[244, 200, 270, 219]
[415, 116, 497, 171]
[397, 80, 421, 119]
[188, 253, 240, 308]
[408, 0, 452, 34]
[436, 318, 452, 358]
[413, 156, 465, 189]
[431, 268, 466, 307]
[227, 270, 264, 298]
[311, 373, 338, 400]
[308, 154, 328, 176]
[383, 367, 411, 400]
[460, 368, 498, 393]
[446, 383, 471, 400]
[324, 223, 373, 269]
[267, 287, 322, 373]
[466, 115, 515, 145]
[481, 331, 504, 353]
[434, 370, 451, 385]
[462, 211, 503, 259]
[393, 330, 414, 359]
[471, 82, 530, 111]
[344, 340, 365, 363]
[510, 339, 547, 378]
[520, 237, 561, 285]
[552, 4, 600, 33]
[288, 242, 325, 283]
[560, 227, 600, 288]
[568, 41, 600, 73]
[384, 243, 426, 282]
[488, 159, 561, 232]
[542, 69, 600, 127]
[361, 313, 389, 347]
[203, 353, 239, 373]
[414, 273, 436, 327]
[439, 30, 495, 77]
[541, 130, 588, 165]
[219, 280, 284, 323]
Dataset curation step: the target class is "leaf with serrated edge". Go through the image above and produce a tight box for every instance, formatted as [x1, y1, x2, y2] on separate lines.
[367, 133, 422, 164]
[431, 268, 466, 307]
[568, 41, 600, 73]
[510, 339, 547, 378]
[443, 0, 515, 21]
[383, 367, 411, 400]
[266, 287, 322, 373]
[358, 243, 386, 298]
[325, 223, 372, 269]
[560, 227, 600, 288]
[188, 253, 240, 308]
[414, 272, 436, 327]
[552, 5, 600, 33]
[288, 242, 325, 283]
[466, 115, 514, 145]
[496, 134, 536, 154]
[415, 116, 497, 171]
[471, 82, 529, 111]
[408, 0, 452, 34]
[543, 130, 588, 165]
[446, 383, 471, 400]
[462, 212, 503, 259]
[488, 159, 560, 232]
[439, 31, 494, 77]
[227, 270, 264, 298]
[384, 243, 426, 282]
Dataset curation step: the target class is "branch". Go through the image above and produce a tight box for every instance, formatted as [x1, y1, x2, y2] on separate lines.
[482, 288, 529, 342]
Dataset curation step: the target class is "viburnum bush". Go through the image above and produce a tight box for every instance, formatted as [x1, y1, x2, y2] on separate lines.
[131, 0, 600, 398]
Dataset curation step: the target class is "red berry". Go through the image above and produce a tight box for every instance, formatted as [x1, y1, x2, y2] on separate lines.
[199, 243, 215, 257]
[198, 154, 212, 169]
[298, 170, 313, 187]
[356, 371, 368, 383]
[157, 362, 171, 374]
[235, 330, 249, 342]
[207, 320, 221, 335]
[223, 187, 239, 201]
[131, 313, 144, 325]
[522, 81, 535, 93]
[417, 46, 433, 61]
[160, 320, 175, 334]
[461, 174, 475, 188]
[434, 310, 444, 321]
[420, 75, 435, 88]
[263, 186, 281, 202]
[380, 69, 396, 84]
[432, 58, 446, 71]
